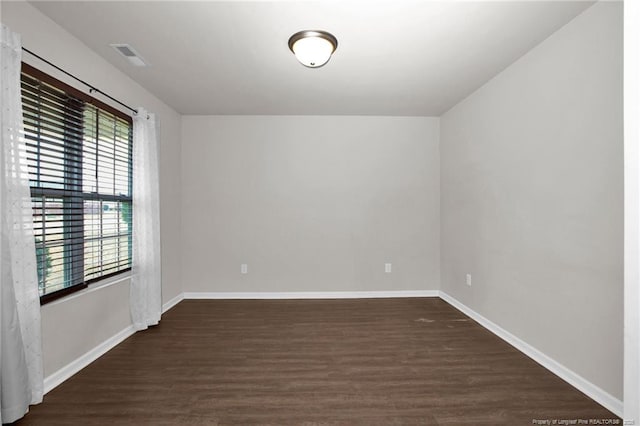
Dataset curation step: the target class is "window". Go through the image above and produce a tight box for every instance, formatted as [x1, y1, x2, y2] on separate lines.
[21, 63, 133, 303]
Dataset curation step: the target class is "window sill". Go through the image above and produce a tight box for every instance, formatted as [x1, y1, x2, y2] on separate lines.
[42, 271, 131, 308]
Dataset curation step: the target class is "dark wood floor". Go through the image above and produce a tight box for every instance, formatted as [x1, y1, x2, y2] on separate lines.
[17, 298, 618, 425]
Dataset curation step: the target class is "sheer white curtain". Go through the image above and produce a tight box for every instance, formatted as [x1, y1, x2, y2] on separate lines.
[0, 25, 44, 423]
[130, 108, 162, 330]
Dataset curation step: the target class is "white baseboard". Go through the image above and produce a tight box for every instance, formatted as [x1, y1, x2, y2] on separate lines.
[183, 290, 440, 299]
[438, 291, 624, 418]
[163, 292, 184, 313]
[43, 325, 136, 394]
[43, 294, 183, 395]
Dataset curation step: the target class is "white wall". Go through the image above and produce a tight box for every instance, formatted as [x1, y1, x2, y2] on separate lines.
[1, 1, 182, 377]
[624, 0, 640, 421]
[440, 1, 623, 401]
[181, 116, 439, 293]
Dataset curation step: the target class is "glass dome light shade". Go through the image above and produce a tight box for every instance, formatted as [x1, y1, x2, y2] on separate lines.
[288, 30, 338, 68]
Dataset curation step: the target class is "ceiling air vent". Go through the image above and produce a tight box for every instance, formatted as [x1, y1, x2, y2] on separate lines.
[110, 44, 148, 67]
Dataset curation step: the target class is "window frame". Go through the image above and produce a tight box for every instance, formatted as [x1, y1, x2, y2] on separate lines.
[21, 63, 134, 305]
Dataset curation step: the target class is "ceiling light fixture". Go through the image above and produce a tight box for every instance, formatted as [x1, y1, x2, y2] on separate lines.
[288, 30, 338, 68]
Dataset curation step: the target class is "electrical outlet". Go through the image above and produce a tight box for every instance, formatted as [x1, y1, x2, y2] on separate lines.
[466, 273, 472, 286]
[385, 263, 392, 273]
[241, 264, 248, 274]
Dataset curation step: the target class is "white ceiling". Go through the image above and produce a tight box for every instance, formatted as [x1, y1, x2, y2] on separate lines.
[29, 1, 594, 116]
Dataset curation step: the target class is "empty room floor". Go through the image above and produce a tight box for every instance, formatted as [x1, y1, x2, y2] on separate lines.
[16, 298, 618, 425]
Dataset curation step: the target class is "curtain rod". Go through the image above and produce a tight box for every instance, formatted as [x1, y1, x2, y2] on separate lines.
[22, 47, 138, 116]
